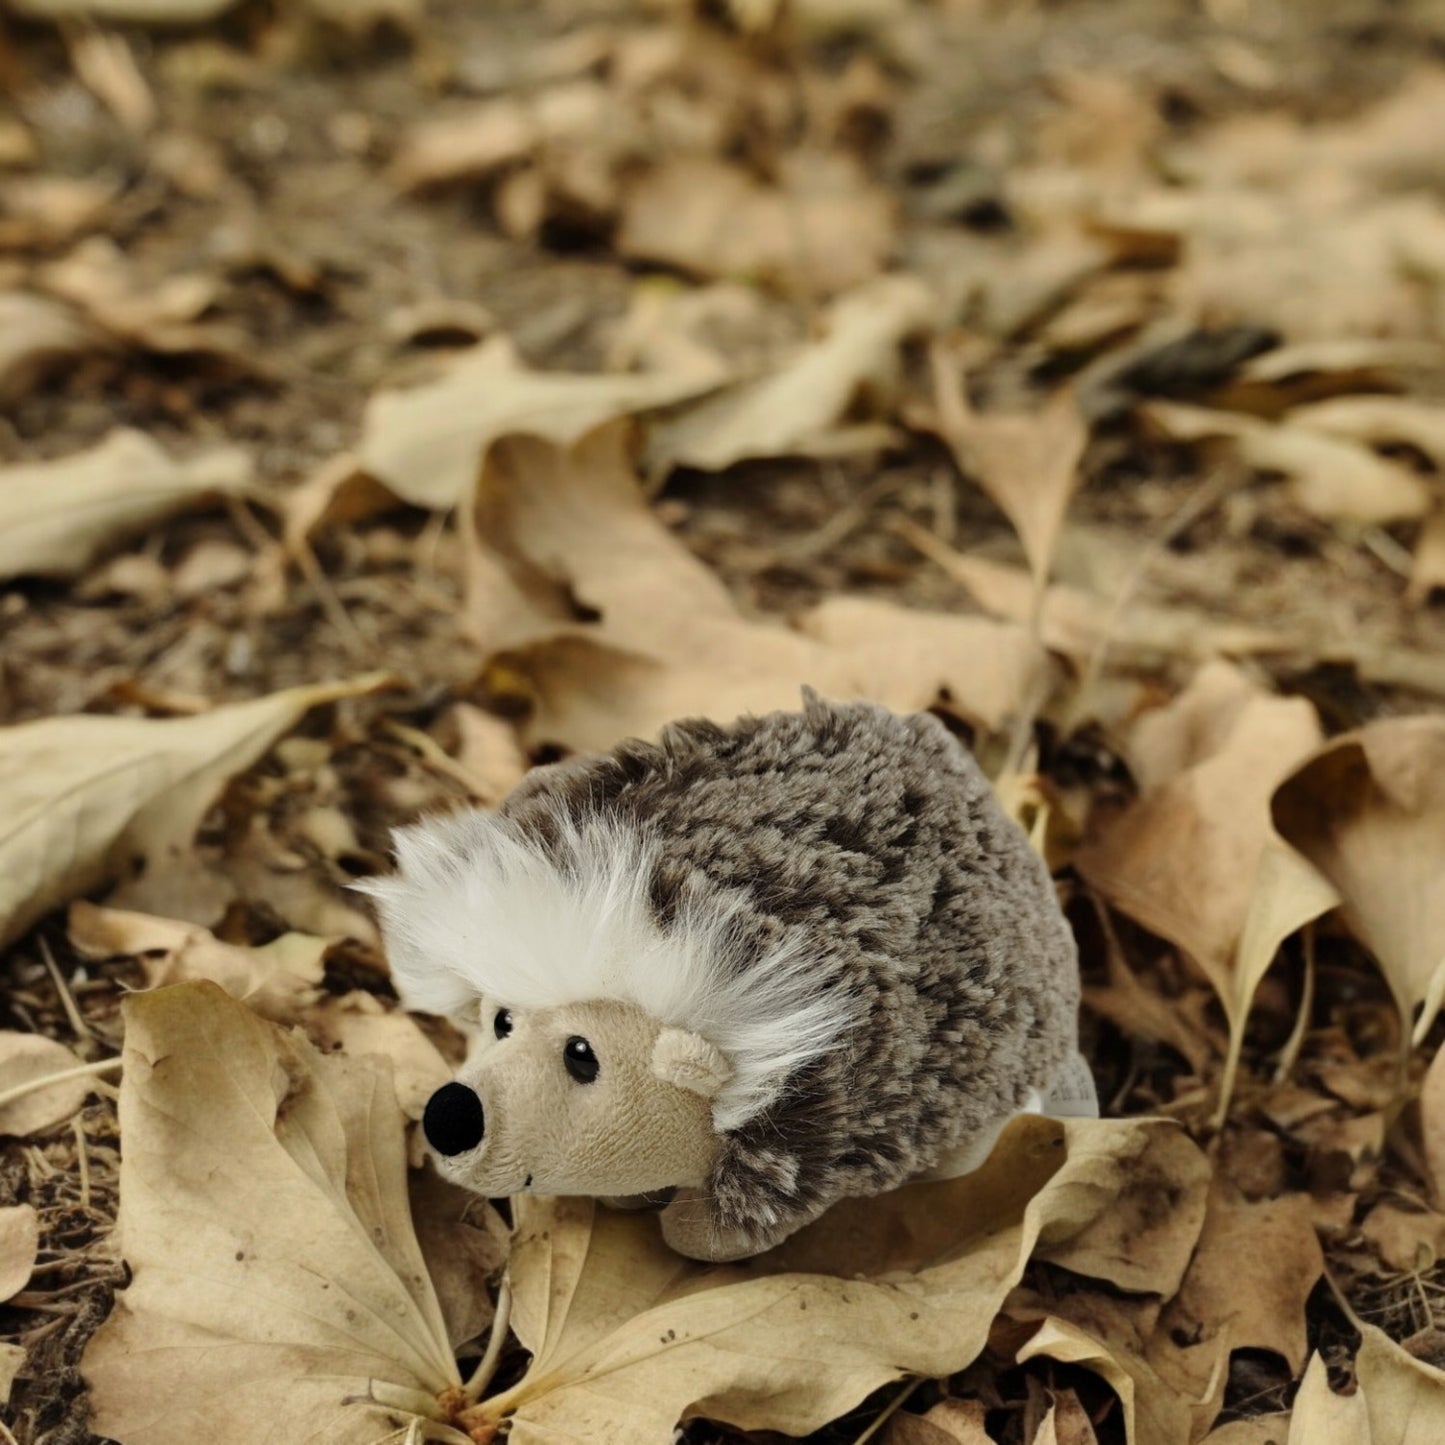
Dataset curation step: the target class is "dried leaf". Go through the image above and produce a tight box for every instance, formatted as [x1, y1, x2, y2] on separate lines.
[306, 992, 450, 1121]
[1408, 511, 1445, 606]
[1288, 1352, 1366, 1444]
[392, 82, 609, 191]
[82, 982, 463, 1445]
[409, 1168, 509, 1351]
[1077, 664, 1330, 1087]
[472, 1118, 1203, 1442]
[1353, 1324, 1445, 1444]
[0, 1342, 23, 1406]
[0, 430, 254, 582]
[359, 335, 717, 511]
[921, 352, 1088, 592]
[0, 1204, 39, 1303]
[1290, 396, 1445, 471]
[0, 290, 101, 402]
[644, 274, 930, 475]
[1272, 717, 1445, 1046]
[0, 675, 388, 950]
[1148, 1187, 1323, 1434]
[1017, 1315, 1193, 1445]
[67, 902, 329, 1023]
[1202, 1416, 1291, 1444]
[1144, 402, 1431, 526]
[1422, 1043, 1445, 1208]
[618, 151, 893, 297]
[0, 1034, 90, 1136]
[474, 425, 1041, 749]
[886, 1397, 992, 1444]
[9, 0, 236, 20]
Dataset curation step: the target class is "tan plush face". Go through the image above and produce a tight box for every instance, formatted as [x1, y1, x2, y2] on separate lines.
[421, 997, 730, 1199]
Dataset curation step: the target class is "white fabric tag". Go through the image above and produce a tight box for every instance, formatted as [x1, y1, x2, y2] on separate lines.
[1039, 1049, 1099, 1119]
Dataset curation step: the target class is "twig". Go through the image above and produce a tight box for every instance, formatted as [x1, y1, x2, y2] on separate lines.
[0, 1056, 122, 1115]
[39, 937, 94, 1043]
[1075, 464, 1243, 713]
[853, 1377, 924, 1445]
[73, 1115, 92, 1212]
[462, 1275, 513, 1405]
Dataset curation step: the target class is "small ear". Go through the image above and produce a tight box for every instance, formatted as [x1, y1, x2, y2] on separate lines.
[653, 1027, 732, 1099]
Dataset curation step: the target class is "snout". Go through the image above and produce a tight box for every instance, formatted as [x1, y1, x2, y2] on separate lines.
[423, 1081, 485, 1156]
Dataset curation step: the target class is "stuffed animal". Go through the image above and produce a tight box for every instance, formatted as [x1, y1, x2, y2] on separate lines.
[361, 691, 1092, 1262]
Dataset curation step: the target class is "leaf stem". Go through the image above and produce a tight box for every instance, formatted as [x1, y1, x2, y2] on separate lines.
[853, 1377, 924, 1445]
[0, 1055, 122, 1115]
[462, 1274, 513, 1405]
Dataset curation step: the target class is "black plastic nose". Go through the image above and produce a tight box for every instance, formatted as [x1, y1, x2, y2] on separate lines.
[423, 1082, 485, 1156]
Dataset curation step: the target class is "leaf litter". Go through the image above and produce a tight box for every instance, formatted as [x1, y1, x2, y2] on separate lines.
[2, 2, 1445, 1444]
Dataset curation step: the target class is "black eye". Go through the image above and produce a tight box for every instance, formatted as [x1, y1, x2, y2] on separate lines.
[563, 1036, 599, 1084]
[493, 1009, 513, 1040]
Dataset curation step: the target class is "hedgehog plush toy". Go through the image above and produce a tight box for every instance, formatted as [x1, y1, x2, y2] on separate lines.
[361, 692, 1093, 1262]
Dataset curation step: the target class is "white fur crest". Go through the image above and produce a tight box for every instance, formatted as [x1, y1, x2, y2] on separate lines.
[356, 807, 859, 1131]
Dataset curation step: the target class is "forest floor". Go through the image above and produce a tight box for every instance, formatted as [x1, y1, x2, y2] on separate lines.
[3, 2, 1445, 1443]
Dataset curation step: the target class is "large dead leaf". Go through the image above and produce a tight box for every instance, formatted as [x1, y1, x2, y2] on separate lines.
[473, 423, 1043, 749]
[1076, 664, 1333, 1103]
[643, 273, 930, 475]
[1272, 717, 1445, 1046]
[67, 902, 329, 1023]
[0, 676, 387, 950]
[82, 982, 465, 1445]
[0, 430, 254, 581]
[357, 334, 718, 511]
[618, 151, 894, 297]
[466, 1117, 1205, 1442]
[0, 1034, 92, 1136]
[0, 1204, 38, 1303]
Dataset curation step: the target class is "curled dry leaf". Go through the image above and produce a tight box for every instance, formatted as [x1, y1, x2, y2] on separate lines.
[645, 273, 930, 476]
[618, 151, 894, 298]
[358, 334, 718, 512]
[82, 982, 465, 1445]
[0, 674, 389, 950]
[473, 424, 1042, 750]
[468, 1117, 1204, 1442]
[0, 1204, 39, 1303]
[0, 1033, 91, 1136]
[67, 902, 329, 1023]
[1076, 663, 1334, 1107]
[0, 429, 254, 582]
[1272, 716, 1445, 1046]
